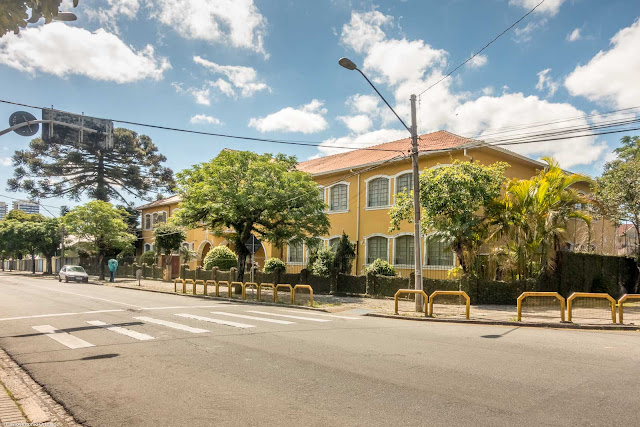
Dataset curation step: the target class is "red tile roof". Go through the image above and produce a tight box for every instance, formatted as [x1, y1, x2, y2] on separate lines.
[135, 194, 181, 211]
[297, 130, 476, 175]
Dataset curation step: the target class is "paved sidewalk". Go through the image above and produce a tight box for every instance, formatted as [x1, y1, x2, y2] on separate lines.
[5, 271, 640, 329]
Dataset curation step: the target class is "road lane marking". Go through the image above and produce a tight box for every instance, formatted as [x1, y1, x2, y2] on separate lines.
[209, 312, 295, 325]
[32, 325, 95, 349]
[174, 313, 256, 329]
[140, 305, 223, 310]
[246, 311, 331, 322]
[86, 320, 155, 341]
[0, 310, 124, 322]
[29, 285, 143, 308]
[133, 317, 209, 333]
[279, 310, 362, 320]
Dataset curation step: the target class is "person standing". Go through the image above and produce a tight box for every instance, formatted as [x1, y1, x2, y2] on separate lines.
[108, 258, 118, 283]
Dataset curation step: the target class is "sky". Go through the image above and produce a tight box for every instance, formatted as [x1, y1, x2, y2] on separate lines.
[0, 0, 639, 215]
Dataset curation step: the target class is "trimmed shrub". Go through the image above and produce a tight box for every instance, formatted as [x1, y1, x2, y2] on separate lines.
[140, 250, 156, 266]
[263, 257, 286, 273]
[365, 259, 396, 276]
[310, 249, 335, 277]
[203, 245, 237, 270]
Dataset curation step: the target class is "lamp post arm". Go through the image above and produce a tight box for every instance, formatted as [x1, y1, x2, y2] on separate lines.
[355, 68, 411, 133]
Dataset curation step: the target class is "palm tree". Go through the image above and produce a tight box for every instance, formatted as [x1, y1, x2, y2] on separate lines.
[491, 157, 592, 279]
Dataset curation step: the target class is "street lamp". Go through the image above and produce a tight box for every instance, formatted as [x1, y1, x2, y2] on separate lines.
[338, 57, 424, 312]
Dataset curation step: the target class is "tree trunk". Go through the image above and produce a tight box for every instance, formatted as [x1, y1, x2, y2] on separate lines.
[95, 150, 109, 202]
[234, 227, 252, 283]
[45, 256, 53, 275]
[31, 251, 36, 274]
[99, 253, 106, 280]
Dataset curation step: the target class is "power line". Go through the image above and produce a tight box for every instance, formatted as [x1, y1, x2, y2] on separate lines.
[418, 0, 546, 97]
[0, 99, 407, 155]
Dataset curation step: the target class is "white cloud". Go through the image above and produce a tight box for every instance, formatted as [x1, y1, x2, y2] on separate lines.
[86, 0, 140, 33]
[466, 54, 488, 68]
[565, 18, 640, 108]
[193, 56, 269, 97]
[0, 23, 170, 83]
[171, 82, 211, 106]
[249, 100, 328, 134]
[513, 19, 547, 43]
[509, 0, 566, 16]
[190, 114, 223, 125]
[153, 0, 268, 56]
[0, 157, 12, 166]
[337, 115, 373, 134]
[347, 94, 380, 115]
[567, 28, 582, 42]
[535, 68, 559, 97]
[317, 128, 408, 157]
[340, 10, 392, 54]
[481, 86, 494, 96]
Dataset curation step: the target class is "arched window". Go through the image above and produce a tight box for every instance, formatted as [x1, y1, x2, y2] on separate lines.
[144, 214, 151, 230]
[366, 236, 388, 264]
[395, 173, 413, 195]
[367, 177, 389, 207]
[330, 184, 348, 211]
[425, 238, 454, 267]
[394, 235, 414, 265]
[328, 237, 340, 251]
[144, 243, 152, 252]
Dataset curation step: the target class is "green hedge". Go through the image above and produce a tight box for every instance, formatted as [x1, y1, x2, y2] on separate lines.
[336, 274, 366, 294]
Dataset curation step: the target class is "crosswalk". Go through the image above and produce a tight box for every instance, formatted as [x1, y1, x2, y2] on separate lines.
[28, 308, 361, 350]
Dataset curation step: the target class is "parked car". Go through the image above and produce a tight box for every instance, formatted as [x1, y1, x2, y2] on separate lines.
[58, 265, 89, 283]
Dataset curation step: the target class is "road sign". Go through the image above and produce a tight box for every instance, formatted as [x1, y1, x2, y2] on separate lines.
[245, 235, 261, 255]
[42, 109, 114, 149]
[8, 111, 39, 136]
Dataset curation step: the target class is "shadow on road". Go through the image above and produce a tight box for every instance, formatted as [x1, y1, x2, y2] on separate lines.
[481, 327, 520, 339]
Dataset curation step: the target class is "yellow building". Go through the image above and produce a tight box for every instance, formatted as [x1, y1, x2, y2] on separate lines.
[137, 130, 616, 277]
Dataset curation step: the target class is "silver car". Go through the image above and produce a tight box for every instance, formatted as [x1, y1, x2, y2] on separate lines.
[58, 265, 89, 283]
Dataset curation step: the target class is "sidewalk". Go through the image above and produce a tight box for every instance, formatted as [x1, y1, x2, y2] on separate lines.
[4, 271, 639, 330]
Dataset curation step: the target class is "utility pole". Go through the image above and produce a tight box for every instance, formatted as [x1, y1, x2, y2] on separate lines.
[410, 94, 423, 311]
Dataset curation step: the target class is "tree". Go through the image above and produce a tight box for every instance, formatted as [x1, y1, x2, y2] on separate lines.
[390, 160, 508, 274]
[153, 224, 186, 265]
[203, 245, 238, 270]
[596, 136, 640, 271]
[334, 232, 356, 274]
[1, 0, 78, 37]
[9, 128, 174, 204]
[0, 211, 59, 274]
[491, 158, 591, 279]
[63, 201, 136, 280]
[174, 150, 329, 281]
[35, 217, 61, 274]
[310, 248, 335, 277]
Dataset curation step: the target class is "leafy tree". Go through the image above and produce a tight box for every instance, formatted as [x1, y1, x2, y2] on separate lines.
[491, 158, 591, 278]
[310, 248, 335, 277]
[365, 259, 396, 276]
[36, 217, 61, 274]
[9, 128, 174, 204]
[179, 246, 197, 264]
[174, 150, 329, 281]
[0, 212, 60, 274]
[153, 224, 186, 265]
[140, 250, 157, 266]
[334, 232, 356, 274]
[263, 257, 286, 273]
[5, 209, 45, 222]
[390, 160, 508, 274]
[1, 0, 78, 37]
[203, 245, 237, 270]
[596, 136, 640, 271]
[63, 201, 136, 279]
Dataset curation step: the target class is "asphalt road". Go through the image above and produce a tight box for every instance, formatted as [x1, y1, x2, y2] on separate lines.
[0, 273, 638, 427]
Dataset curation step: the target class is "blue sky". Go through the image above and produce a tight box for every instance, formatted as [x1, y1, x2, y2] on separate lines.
[0, 0, 639, 215]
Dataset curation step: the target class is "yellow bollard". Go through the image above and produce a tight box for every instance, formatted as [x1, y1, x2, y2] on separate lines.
[217, 281, 229, 298]
[567, 292, 616, 323]
[617, 294, 640, 324]
[195, 279, 206, 295]
[230, 281, 243, 298]
[393, 289, 428, 316]
[275, 284, 294, 304]
[429, 290, 470, 319]
[206, 280, 219, 297]
[243, 282, 258, 300]
[516, 292, 565, 322]
[173, 278, 184, 293]
[292, 285, 314, 306]
[258, 283, 275, 301]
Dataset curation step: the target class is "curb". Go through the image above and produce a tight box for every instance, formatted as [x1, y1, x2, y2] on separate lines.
[365, 313, 640, 331]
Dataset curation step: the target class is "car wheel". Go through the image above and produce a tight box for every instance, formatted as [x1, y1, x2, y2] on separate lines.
[83, 278, 88, 283]
[64, 275, 68, 283]
[58, 276, 61, 282]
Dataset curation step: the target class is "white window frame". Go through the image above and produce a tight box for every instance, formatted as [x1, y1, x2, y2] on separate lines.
[328, 182, 350, 213]
[327, 235, 341, 251]
[287, 240, 305, 265]
[144, 214, 152, 230]
[144, 243, 152, 252]
[365, 175, 391, 210]
[364, 234, 390, 265]
[392, 233, 415, 268]
[152, 210, 168, 227]
[423, 235, 456, 270]
[318, 186, 327, 211]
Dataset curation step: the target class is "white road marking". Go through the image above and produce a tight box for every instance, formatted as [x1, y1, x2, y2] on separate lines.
[280, 309, 362, 320]
[29, 285, 143, 308]
[210, 312, 295, 325]
[86, 320, 155, 341]
[140, 305, 222, 310]
[246, 311, 331, 322]
[0, 309, 124, 322]
[133, 317, 209, 334]
[32, 325, 94, 349]
[174, 313, 255, 329]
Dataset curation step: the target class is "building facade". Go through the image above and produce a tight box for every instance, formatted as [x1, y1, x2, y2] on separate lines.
[0, 202, 7, 220]
[11, 199, 40, 215]
[137, 130, 617, 277]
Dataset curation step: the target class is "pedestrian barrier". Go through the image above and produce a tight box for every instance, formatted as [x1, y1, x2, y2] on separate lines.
[275, 284, 294, 304]
[429, 290, 470, 319]
[230, 281, 243, 298]
[174, 278, 185, 293]
[184, 279, 196, 295]
[195, 279, 206, 295]
[567, 292, 616, 323]
[292, 284, 314, 306]
[257, 283, 275, 302]
[206, 280, 220, 297]
[617, 294, 640, 324]
[217, 281, 230, 297]
[516, 292, 565, 322]
[242, 282, 258, 300]
[394, 289, 428, 316]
